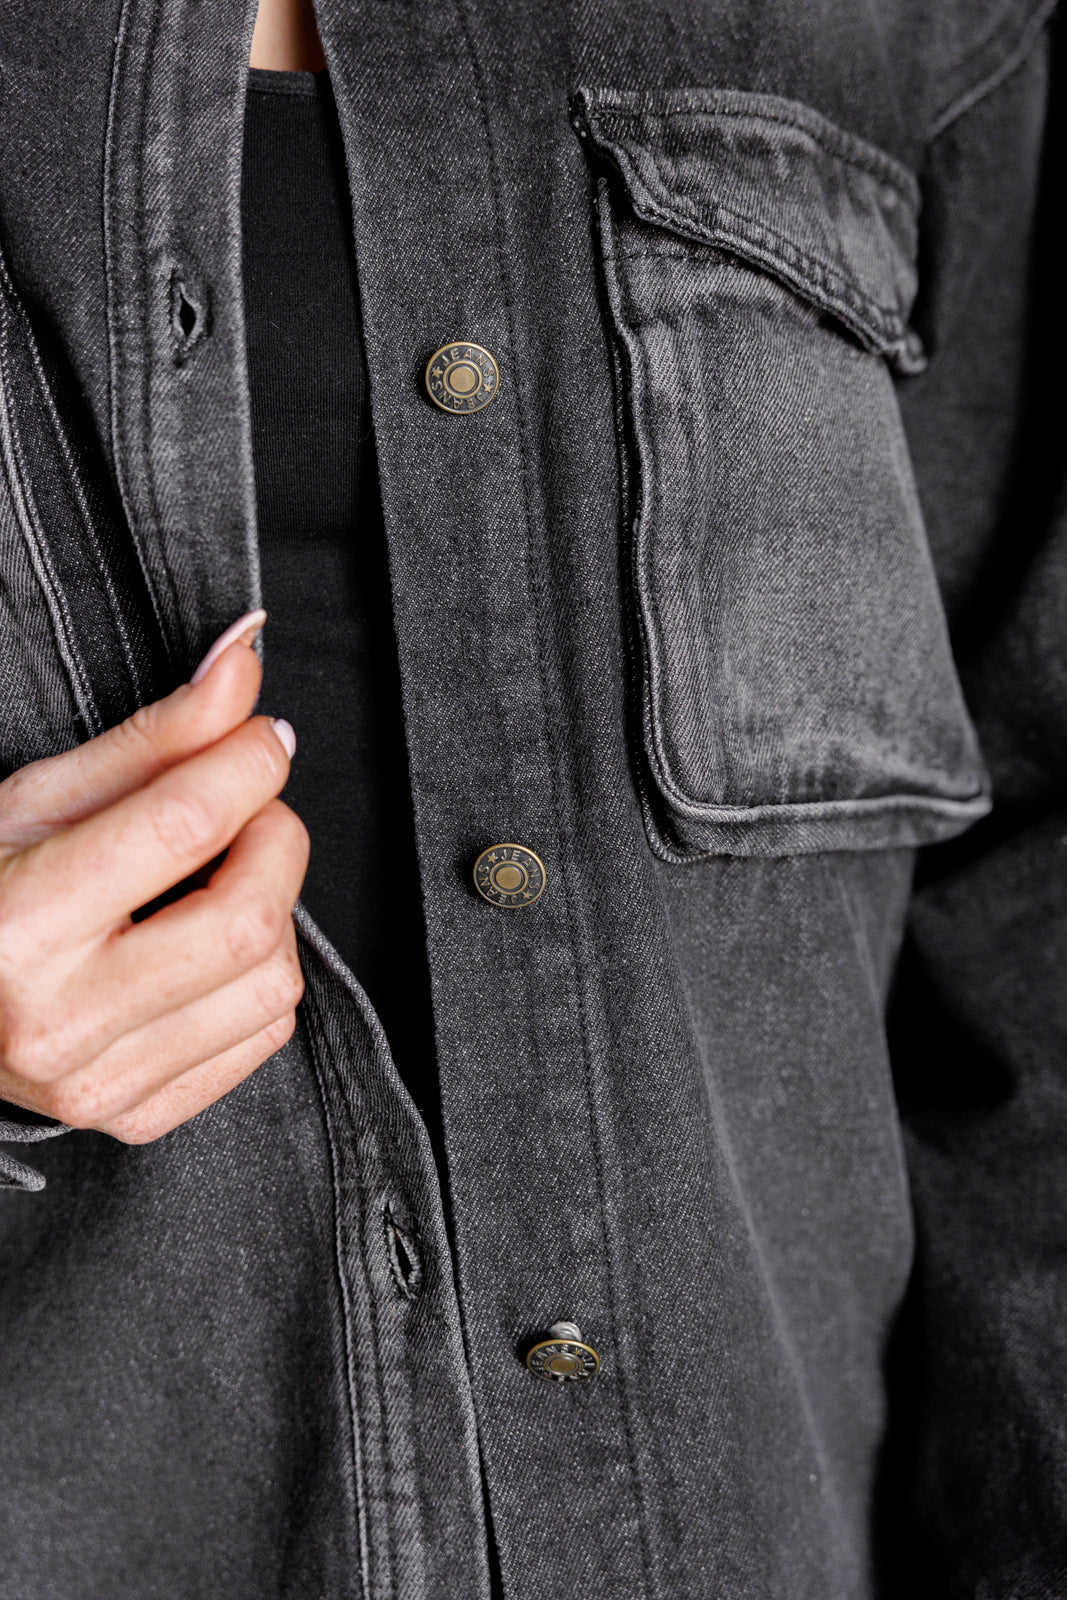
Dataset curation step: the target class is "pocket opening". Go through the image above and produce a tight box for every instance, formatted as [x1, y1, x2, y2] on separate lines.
[579, 88, 991, 862]
[575, 86, 928, 374]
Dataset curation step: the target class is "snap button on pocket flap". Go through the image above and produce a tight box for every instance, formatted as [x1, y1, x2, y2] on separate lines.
[574, 87, 925, 374]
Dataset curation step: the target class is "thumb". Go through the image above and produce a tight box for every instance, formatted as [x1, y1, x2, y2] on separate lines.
[0, 610, 269, 846]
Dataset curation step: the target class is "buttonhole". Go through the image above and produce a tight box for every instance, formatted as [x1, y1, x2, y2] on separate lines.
[383, 1204, 423, 1301]
[169, 270, 209, 360]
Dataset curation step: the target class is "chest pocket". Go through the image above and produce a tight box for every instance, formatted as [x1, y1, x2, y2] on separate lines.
[575, 87, 990, 860]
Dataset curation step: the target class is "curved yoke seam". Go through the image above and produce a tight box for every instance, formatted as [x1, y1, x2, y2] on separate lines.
[928, 0, 1056, 137]
[453, 6, 658, 1597]
[936, 0, 1053, 84]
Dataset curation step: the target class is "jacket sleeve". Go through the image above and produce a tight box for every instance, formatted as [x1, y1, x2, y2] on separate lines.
[887, 11, 1067, 1593]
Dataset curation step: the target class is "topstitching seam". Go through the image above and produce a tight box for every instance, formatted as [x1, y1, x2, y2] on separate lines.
[24, 315, 145, 703]
[628, 180, 907, 334]
[297, 971, 375, 1600]
[597, 137, 912, 336]
[929, 0, 1056, 136]
[588, 94, 917, 195]
[0, 303, 98, 734]
[103, 0, 181, 668]
[454, 6, 658, 1596]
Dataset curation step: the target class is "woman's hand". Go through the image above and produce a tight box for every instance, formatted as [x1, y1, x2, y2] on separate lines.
[0, 612, 309, 1143]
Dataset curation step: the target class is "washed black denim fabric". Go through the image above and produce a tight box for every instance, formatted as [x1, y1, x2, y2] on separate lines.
[242, 69, 439, 1126]
[0, 3, 1063, 1598]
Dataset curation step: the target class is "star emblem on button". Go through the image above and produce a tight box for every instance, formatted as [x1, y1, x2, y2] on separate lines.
[473, 844, 545, 908]
[424, 341, 500, 413]
[526, 1323, 600, 1382]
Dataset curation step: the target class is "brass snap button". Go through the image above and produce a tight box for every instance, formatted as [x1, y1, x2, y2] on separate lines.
[473, 844, 546, 908]
[425, 341, 500, 413]
[526, 1322, 600, 1383]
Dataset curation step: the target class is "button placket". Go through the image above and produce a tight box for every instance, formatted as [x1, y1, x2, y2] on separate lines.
[330, 8, 649, 1591]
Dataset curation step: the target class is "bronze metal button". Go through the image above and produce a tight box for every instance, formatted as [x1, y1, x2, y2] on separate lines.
[526, 1322, 600, 1383]
[473, 844, 545, 908]
[425, 341, 500, 414]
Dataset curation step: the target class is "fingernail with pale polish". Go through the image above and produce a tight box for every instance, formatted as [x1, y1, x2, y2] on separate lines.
[271, 718, 296, 759]
[190, 608, 267, 685]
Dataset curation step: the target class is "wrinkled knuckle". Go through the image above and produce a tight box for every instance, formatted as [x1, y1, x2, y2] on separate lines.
[150, 787, 220, 863]
[277, 803, 310, 856]
[115, 703, 165, 766]
[0, 762, 43, 831]
[259, 947, 304, 1016]
[39, 1076, 108, 1131]
[0, 921, 25, 980]
[225, 894, 285, 971]
[101, 1107, 170, 1146]
[262, 1010, 297, 1054]
[248, 722, 289, 789]
[1, 1017, 65, 1085]
[0, 904, 48, 978]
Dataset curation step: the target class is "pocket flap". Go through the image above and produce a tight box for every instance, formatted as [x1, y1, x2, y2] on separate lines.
[573, 87, 925, 372]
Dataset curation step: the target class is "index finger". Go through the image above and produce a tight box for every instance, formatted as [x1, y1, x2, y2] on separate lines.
[0, 715, 294, 950]
[0, 616, 266, 848]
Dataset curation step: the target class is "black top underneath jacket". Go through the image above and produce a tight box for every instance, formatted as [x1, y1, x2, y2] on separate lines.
[0, 11, 1062, 1596]
[241, 68, 437, 1126]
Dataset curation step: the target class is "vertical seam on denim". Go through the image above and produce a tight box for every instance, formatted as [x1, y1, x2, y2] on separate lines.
[597, 190, 666, 857]
[364, 1178, 401, 1600]
[237, 0, 268, 626]
[297, 997, 401, 1599]
[589, 177, 689, 867]
[597, 191, 697, 866]
[22, 303, 146, 704]
[638, 288, 686, 832]
[451, 7, 658, 1594]
[830, 856, 917, 1232]
[624, 232, 678, 851]
[103, 0, 182, 665]
[0, 301, 99, 733]
[298, 978, 375, 1600]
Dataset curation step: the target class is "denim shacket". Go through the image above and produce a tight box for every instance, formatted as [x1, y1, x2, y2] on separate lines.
[0, 2, 1063, 1596]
